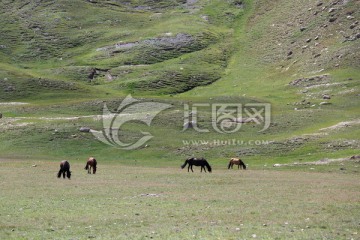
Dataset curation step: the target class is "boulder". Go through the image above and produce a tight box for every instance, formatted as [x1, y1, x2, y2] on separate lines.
[79, 127, 91, 133]
[183, 121, 196, 129]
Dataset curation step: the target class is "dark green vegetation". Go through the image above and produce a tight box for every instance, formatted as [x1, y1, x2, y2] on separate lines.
[0, 0, 359, 238]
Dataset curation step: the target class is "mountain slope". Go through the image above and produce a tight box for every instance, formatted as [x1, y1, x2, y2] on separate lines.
[0, 0, 359, 164]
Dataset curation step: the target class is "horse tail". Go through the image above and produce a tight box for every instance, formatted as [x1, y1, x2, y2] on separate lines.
[181, 160, 188, 169]
[240, 160, 247, 170]
[227, 160, 232, 169]
[205, 161, 212, 172]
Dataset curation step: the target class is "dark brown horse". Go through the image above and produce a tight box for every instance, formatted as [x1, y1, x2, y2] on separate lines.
[57, 160, 71, 179]
[85, 157, 97, 174]
[228, 158, 246, 170]
[181, 157, 212, 173]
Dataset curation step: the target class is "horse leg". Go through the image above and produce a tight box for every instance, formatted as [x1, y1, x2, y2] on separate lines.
[62, 171, 66, 178]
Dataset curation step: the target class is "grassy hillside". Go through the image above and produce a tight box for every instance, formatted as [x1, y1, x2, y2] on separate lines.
[0, 0, 359, 166]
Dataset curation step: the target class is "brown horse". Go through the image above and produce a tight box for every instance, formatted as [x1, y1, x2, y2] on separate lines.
[57, 160, 71, 179]
[181, 157, 212, 173]
[228, 158, 246, 170]
[85, 157, 97, 174]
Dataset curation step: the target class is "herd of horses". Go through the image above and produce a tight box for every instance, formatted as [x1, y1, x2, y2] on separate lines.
[57, 157, 246, 179]
[57, 157, 97, 179]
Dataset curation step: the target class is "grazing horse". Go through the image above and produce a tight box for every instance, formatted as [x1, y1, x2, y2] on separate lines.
[228, 158, 246, 170]
[85, 157, 97, 174]
[57, 160, 71, 179]
[181, 157, 212, 173]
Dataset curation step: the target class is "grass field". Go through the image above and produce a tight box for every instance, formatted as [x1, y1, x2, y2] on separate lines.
[0, 159, 359, 240]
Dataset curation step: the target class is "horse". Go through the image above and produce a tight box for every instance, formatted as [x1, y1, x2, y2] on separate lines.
[85, 157, 97, 174]
[228, 158, 246, 170]
[181, 157, 212, 173]
[57, 160, 71, 179]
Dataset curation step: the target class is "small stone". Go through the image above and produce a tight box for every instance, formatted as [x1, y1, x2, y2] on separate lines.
[79, 127, 91, 133]
[319, 102, 331, 105]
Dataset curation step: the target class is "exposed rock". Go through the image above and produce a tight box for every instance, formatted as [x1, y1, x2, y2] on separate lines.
[329, 17, 337, 22]
[88, 68, 96, 80]
[349, 21, 358, 29]
[183, 121, 197, 129]
[79, 127, 91, 132]
[319, 101, 331, 105]
[289, 74, 330, 86]
[322, 94, 331, 99]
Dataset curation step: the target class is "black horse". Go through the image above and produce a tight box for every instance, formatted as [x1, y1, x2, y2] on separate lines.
[57, 160, 71, 179]
[181, 157, 212, 173]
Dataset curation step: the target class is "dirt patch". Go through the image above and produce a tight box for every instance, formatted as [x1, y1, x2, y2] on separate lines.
[319, 119, 360, 131]
[0, 102, 29, 105]
[273, 156, 359, 167]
